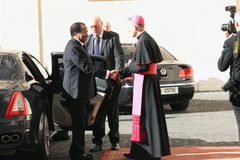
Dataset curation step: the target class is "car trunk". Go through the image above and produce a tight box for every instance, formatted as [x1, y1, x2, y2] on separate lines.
[157, 60, 194, 84]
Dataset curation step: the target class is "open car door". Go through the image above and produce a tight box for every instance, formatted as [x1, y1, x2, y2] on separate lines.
[50, 52, 122, 132]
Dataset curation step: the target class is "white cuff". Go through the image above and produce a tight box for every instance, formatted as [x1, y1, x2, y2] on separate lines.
[106, 70, 109, 79]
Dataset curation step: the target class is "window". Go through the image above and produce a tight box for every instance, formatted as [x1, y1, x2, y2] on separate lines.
[0, 53, 24, 81]
[160, 47, 176, 60]
[30, 57, 49, 80]
[58, 58, 64, 81]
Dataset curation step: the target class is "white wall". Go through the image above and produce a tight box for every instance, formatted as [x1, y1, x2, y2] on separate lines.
[0, 0, 40, 57]
[0, 0, 237, 91]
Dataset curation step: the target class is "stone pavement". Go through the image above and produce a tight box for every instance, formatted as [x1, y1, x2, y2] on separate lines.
[192, 91, 229, 100]
[49, 91, 239, 160]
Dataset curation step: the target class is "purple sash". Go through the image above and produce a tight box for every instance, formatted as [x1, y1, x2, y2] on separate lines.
[131, 63, 157, 142]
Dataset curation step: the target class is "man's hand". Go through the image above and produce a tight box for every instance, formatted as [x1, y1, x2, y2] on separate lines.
[116, 76, 123, 83]
[128, 59, 131, 65]
[109, 70, 122, 81]
[226, 32, 233, 38]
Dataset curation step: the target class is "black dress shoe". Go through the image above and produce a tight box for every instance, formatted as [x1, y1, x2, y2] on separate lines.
[89, 143, 102, 152]
[111, 142, 120, 150]
[71, 153, 95, 160]
[124, 153, 132, 158]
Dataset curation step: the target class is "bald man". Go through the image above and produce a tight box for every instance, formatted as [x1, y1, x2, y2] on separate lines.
[85, 16, 124, 152]
[103, 21, 111, 32]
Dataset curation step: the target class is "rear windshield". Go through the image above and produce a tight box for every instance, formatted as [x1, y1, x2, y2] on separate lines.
[159, 47, 176, 60]
[0, 53, 24, 81]
[122, 45, 135, 67]
[122, 45, 176, 63]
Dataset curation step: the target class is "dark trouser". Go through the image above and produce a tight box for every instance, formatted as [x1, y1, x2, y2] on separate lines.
[232, 103, 240, 144]
[67, 99, 90, 156]
[229, 91, 240, 144]
[92, 97, 120, 145]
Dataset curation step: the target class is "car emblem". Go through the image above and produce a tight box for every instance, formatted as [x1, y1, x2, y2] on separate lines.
[160, 68, 167, 75]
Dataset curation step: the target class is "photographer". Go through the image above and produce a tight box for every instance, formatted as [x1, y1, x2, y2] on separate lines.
[218, 9, 240, 144]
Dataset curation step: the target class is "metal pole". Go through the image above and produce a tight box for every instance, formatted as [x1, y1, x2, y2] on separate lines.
[38, 0, 43, 63]
[237, 0, 240, 10]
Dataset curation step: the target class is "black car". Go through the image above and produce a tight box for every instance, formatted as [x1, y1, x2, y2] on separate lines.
[0, 51, 51, 159]
[119, 44, 195, 111]
[0, 50, 121, 159]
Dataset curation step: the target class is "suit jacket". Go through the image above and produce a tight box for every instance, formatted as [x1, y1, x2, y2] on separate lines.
[62, 38, 107, 100]
[85, 30, 124, 70]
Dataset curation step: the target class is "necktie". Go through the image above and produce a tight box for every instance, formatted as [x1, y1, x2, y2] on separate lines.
[94, 36, 101, 68]
[94, 36, 100, 55]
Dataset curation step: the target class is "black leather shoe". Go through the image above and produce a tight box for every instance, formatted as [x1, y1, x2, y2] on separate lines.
[71, 153, 95, 160]
[124, 153, 132, 158]
[111, 142, 120, 150]
[85, 153, 94, 158]
[89, 143, 102, 152]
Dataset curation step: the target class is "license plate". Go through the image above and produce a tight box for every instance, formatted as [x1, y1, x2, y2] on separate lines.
[161, 87, 178, 95]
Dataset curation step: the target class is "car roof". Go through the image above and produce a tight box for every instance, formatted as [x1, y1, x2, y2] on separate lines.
[0, 50, 22, 53]
[122, 43, 165, 49]
[0, 50, 28, 57]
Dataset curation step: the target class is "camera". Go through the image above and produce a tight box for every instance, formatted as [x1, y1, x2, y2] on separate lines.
[222, 77, 240, 100]
[221, 5, 237, 34]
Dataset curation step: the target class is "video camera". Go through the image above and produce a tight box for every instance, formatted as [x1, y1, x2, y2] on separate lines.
[221, 5, 237, 34]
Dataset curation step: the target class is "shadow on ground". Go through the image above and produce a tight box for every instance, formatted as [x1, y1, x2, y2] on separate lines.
[120, 99, 232, 115]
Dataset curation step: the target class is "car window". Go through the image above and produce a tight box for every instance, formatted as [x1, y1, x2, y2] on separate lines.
[0, 53, 24, 81]
[122, 44, 176, 63]
[122, 44, 135, 67]
[21, 61, 35, 82]
[123, 48, 134, 60]
[54, 54, 112, 82]
[30, 56, 49, 80]
[159, 47, 176, 60]
[58, 58, 64, 81]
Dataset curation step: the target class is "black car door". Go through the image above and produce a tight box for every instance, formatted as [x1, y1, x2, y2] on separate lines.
[50, 52, 121, 130]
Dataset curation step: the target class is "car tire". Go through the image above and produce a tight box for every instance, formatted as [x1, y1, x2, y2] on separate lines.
[169, 101, 189, 111]
[38, 112, 50, 160]
[52, 131, 72, 141]
[19, 112, 50, 160]
[119, 105, 132, 114]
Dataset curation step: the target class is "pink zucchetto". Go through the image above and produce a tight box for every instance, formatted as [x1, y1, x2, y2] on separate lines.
[131, 15, 145, 25]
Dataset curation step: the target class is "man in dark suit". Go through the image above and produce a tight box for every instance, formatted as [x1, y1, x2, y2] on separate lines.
[62, 22, 118, 160]
[85, 16, 124, 151]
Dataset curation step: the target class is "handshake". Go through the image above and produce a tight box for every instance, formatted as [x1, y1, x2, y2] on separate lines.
[109, 70, 122, 82]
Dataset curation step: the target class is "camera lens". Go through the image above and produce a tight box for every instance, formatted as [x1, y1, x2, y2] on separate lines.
[222, 78, 235, 92]
[221, 24, 229, 31]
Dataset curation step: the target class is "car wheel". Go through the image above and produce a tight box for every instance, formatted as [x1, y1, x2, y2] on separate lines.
[52, 131, 72, 141]
[119, 105, 132, 114]
[39, 112, 50, 159]
[19, 112, 50, 160]
[169, 101, 189, 111]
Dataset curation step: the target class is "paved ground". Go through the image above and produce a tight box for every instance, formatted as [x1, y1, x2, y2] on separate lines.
[48, 91, 240, 160]
[0, 91, 237, 160]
